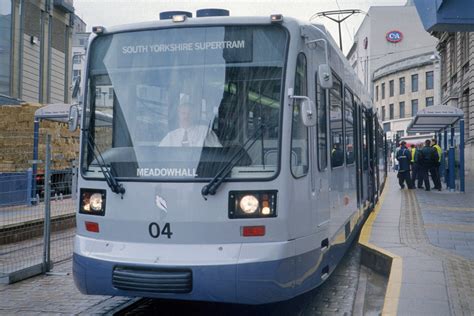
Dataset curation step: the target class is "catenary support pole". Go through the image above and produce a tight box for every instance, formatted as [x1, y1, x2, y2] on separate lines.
[43, 134, 52, 273]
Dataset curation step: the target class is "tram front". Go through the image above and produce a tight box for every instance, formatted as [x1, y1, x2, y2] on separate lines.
[73, 19, 305, 304]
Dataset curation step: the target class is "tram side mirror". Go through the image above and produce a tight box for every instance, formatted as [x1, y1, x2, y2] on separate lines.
[318, 64, 333, 89]
[301, 99, 317, 127]
[68, 104, 79, 132]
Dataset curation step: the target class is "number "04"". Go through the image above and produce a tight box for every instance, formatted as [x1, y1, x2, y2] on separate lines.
[148, 222, 173, 239]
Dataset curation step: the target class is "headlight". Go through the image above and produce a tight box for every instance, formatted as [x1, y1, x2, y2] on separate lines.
[80, 189, 106, 216]
[239, 195, 259, 214]
[229, 191, 277, 219]
[90, 193, 103, 211]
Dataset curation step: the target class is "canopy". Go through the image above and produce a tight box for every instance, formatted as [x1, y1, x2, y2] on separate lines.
[34, 103, 112, 126]
[407, 104, 463, 133]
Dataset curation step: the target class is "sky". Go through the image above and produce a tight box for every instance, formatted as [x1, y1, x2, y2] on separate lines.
[74, 0, 408, 55]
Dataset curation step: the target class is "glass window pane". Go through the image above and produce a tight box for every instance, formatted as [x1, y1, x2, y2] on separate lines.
[411, 74, 418, 92]
[411, 99, 418, 115]
[291, 53, 308, 177]
[84, 25, 287, 180]
[399, 77, 405, 95]
[426, 71, 434, 90]
[344, 88, 355, 164]
[330, 76, 343, 168]
[316, 78, 327, 170]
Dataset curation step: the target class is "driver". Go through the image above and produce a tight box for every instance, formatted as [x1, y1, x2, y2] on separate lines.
[159, 102, 221, 147]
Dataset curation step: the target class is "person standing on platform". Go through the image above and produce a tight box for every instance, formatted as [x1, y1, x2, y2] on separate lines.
[410, 144, 420, 188]
[431, 138, 442, 191]
[419, 139, 438, 191]
[396, 141, 413, 189]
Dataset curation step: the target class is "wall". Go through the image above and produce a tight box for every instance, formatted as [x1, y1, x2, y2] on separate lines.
[0, 103, 79, 172]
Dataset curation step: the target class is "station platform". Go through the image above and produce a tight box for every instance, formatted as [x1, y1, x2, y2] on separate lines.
[360, 172, 474, 315]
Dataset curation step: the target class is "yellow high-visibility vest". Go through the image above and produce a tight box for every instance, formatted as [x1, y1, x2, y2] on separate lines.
[433, 144, 442, 162]
[411, 148, 416, 162]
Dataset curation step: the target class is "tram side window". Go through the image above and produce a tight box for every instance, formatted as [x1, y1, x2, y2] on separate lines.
[291, 53, 308, 178]
[362, 111, 369, 170]
[315, 78, 327, 171]
[330, 75, 344, 168]
[344, 88, 355, 165]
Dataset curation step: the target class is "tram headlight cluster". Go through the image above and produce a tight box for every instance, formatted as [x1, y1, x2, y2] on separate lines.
[229, 191, 277, 219]
[80, 189, 106, 216]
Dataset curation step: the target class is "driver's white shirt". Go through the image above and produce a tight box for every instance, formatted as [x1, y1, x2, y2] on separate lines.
[159, 125, 221, 147]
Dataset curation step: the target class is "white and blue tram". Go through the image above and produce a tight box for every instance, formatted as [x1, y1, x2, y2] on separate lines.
[72, 12, 387, 305]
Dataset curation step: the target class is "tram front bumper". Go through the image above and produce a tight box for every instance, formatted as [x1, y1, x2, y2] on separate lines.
[72, 236, 298, 304]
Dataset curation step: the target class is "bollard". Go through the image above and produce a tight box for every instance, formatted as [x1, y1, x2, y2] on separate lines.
[26, 168, 33, 205]
[448, 147, 455, 191]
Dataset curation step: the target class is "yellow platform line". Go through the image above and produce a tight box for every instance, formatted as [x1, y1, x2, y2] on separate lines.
[358, 182, 402, 316]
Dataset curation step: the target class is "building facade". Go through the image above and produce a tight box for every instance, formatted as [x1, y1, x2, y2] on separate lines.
[373, 52, 437, 141]
[71, 15, 88, 92]
[434, 32, 473, 173]
[0, 0, 74, 104]
[346, 2, 437, 96]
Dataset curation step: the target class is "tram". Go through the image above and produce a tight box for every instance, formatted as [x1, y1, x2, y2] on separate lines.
[72, 11, 387, 304]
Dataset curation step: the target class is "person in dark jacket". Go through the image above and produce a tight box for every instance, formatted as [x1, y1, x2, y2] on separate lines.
[413, 143, 424, 188]
[396, 141, 413, 189]
[418, 139, 439, 191]
[431, 138, 442, 191]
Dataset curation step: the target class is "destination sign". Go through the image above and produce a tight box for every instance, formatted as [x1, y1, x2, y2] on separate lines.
[122, 40, 246, 55]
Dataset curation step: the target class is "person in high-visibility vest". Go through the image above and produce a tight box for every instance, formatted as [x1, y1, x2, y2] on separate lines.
[431, 138, 442, 191]
[410, 144, 419, 188]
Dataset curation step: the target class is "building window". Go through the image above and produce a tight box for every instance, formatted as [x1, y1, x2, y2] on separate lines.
[383, 122, 390, 132]
[411, 99, 418, 116]
[397, 130, 405, 138]
[381, 82, 385, 99]
[108, 87, 114, 100]
[460, 32, 469, 65]
[389, 104, 394, 120]
[399, 101, 405, 118]
[449, 36, 457, 76]
[79, 38, 86, 46]
[426, 71, 433, 90]
[399, 77, 405, 95]
[376, 85, 379, 101]
[0, 1, 13, 95]
[382, 106, 385, 121]
[389, 80, 394, 97]
[426, 97, 434, 107]
[411, 74, 418, 92]
[72, 69, 81, 80]
[73, 54, 81, 64]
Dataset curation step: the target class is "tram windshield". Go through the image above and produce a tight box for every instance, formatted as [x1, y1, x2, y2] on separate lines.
[83, 25, 288, 180]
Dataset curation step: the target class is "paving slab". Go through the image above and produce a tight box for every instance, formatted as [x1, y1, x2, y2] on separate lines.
[366, 172, 474, 315]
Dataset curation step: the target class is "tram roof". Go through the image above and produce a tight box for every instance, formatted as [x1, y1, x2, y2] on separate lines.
[407, 104, 464, 132]
[101, 16, 321, 35]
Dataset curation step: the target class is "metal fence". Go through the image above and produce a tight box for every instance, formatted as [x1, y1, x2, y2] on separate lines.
[0, 131, 77, 284]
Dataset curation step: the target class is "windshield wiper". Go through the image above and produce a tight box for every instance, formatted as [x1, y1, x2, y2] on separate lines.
[86, 132, 126, 197]
[201, 123, 266, 199]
